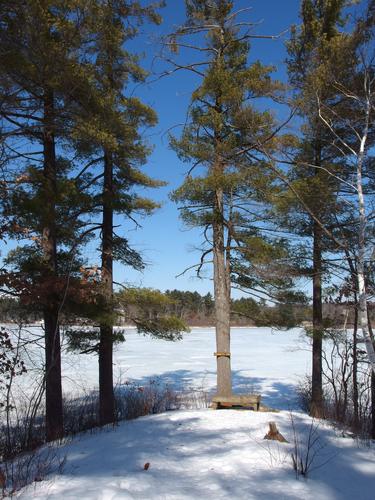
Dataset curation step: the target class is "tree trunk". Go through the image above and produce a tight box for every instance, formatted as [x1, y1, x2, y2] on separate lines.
[357, 259, 375, 372]
[355, 99, 375, 436]
[356, 106, 375, 374]
[371, 370, 375, 440]
[213, 185, 232, 397]
[311, 220, 324, 417]
[42, 89, 63, 441]
[44, 307, 63, 441]
[367, 318, 375, 440]
[352, 297, 359, 429]
[99, 150, 115, 425]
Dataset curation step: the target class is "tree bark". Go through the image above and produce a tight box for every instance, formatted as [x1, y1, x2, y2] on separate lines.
[371, 370, 375, 440]
[356, 101, 375, 374]
[345, 255, 360, 428]
[42, 89, 63, 441]
[213, 184, 232, 397]
[99, 150, 115, 425]
[352, 293, 359, 429]
[44, 307, 63, 441]
[311, 219, 324, 417]
[367, 317, 375, 439]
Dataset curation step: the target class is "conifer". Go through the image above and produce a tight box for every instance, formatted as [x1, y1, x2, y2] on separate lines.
[0, 0, 108, 440]
[285, 0, 352, 417]
[169, 0, 293, 397]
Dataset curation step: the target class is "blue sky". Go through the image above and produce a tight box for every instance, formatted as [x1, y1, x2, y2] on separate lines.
[0, 0, 303, 296]
[108, 0, 302, 295]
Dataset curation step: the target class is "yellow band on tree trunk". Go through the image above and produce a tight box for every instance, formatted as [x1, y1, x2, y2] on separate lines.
[214, 352, 231, 358]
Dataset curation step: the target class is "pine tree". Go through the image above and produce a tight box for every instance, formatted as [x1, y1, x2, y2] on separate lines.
[169, 0, 293, 397]
[66, 0, 189, 425]
[0, 0, 103, 441]
[285, 0, 353, 417]
[87, 0, 164, 426]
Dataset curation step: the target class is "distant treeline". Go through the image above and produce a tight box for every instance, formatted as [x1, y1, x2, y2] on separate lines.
[159, 290, 310, 327]
[1, 290, 372, 328]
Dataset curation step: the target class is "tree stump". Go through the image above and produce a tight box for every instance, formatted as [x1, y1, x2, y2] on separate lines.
[264, 422, 288, 443]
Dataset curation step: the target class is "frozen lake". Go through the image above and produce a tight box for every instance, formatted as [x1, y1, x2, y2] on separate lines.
[65, 326, 311, 409]
[8, 326, 311, 410]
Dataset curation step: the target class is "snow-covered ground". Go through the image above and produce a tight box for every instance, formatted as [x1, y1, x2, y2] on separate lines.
[6, 327, 375, 499]
[17, 409, 375, 500]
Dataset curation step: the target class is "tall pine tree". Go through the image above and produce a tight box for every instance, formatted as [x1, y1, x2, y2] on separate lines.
[169, 0, 292, 397]
[68, 0, 187, 425]
[285, 0, 352, 417]
[0, 0, 105, 440]
[92, 0, 165, 426]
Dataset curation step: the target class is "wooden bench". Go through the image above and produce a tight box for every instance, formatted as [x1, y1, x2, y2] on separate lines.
[211, 394, 261, 411]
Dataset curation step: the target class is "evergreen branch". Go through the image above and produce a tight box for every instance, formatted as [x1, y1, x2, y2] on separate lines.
[0, 109, 43, 122]
[297, 160, 357, 192]
[231, 285, 279, 304]
[165, 41, 217, 53]
[187, 159, 204, 175]
[79, 345, 99, 355]
[233, 108, 296, 158]
[80, 172, 105, 190]
[75, 157, 104, 180]
[175, 257, 212, 279]
[318, 95, 363, 142]
[162, 58, 208, 77]
[3, 143, 43, 163]
[1, 114, 42, 134]
[203, 224, 212, 246]
[256, 150, 348, 251]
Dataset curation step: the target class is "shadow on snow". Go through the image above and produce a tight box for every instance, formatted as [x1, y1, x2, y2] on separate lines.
[51, 409, 375, 500]
[121, 369, 300, 411]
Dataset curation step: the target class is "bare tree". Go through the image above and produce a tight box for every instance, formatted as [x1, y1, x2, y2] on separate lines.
[317, 46, 375, 373]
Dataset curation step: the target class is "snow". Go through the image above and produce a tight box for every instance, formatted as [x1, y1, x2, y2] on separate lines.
[7, 326, 310, 410]
[17, 410, 375, 500]
[59, 327, 311, 410]
[5, 327, 375, 499]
